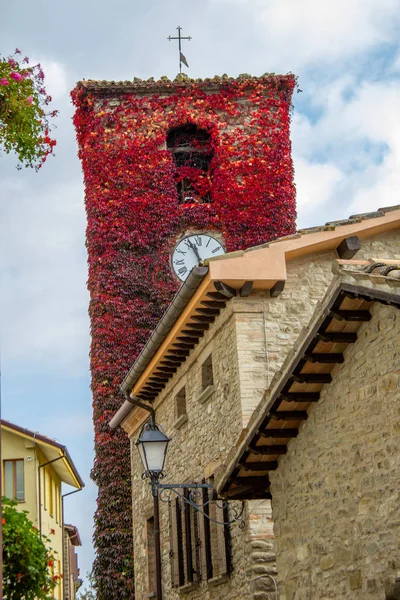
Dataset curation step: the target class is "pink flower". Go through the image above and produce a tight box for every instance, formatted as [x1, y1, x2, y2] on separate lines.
[23, 56, 29, 64]
[0, 78, 9, 86]
[15, 48, 21, 55]
[10, 71, 23, 82]
[27, 96, 33, 104]
[8, 58, 17, 68]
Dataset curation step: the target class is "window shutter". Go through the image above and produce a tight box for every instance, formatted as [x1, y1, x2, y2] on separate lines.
[216, 503, 231, 577]
[169, 498, 184, 587]
[198, 487, 213, 580]
[183, 489, 194, 583]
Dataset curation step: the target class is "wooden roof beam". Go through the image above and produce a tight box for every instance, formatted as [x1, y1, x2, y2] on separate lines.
[270, 280, 285, 297]
[214, 281, 236, 299]
[241, 461, 278, 471]
[156, 366, 177, 374]
[233, 476, 271, 487]
[271, 411, 308, 421]
[200, 300, 226, 309]
[280, 392, 320, 402]
[240, 281, 253, 297]
[260, 429, 299, 439]
[249, 445, 287, 455]
[206, 291, 230, 301]
[336, 235, 361, 259]
[292, 373, 332, 384]
[180, 331, 204, 339]
[331, 309, 371, 322]
[305, 353, 344, 364]
[227, 485, 271, 500]
[317, 332, 357, 343]
[196, 307, 220, 317]
[185, 323, 210, 331]
[191, 315, 215, 324]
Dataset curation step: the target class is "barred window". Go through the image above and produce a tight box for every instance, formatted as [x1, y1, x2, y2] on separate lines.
[167, 125, 213, 205]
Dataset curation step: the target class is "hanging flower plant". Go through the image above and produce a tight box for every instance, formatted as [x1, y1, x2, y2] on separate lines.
[0, 49, 58, 170]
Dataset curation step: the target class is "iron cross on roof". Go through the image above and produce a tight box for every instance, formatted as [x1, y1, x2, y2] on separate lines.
[168, 26, 192, 73]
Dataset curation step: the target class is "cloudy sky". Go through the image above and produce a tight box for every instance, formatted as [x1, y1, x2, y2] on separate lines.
[1, 0, 399, 586]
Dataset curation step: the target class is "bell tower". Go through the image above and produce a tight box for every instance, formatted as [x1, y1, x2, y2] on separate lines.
[72, 72, 296, 598]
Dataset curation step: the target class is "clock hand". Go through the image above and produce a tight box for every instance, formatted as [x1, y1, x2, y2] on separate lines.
[187, 238, 202, 263]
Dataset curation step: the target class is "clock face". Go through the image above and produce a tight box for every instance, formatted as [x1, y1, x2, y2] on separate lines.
[171, 234, 225, 282]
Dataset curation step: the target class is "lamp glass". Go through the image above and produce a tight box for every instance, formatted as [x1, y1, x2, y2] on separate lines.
[144, 440, 168, 472]
[136, 423, 170, 474]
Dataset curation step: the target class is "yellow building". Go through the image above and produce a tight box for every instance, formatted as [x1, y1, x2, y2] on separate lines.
[1, 419, 84, 599]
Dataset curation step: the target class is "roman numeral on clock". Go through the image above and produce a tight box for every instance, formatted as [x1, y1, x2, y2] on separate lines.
[178, 267, 188, 275]
[212, 246, 221, 253]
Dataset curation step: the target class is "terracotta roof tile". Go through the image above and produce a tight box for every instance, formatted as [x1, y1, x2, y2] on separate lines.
[76, 73, 293, 95]
[243, 204, 399, 255]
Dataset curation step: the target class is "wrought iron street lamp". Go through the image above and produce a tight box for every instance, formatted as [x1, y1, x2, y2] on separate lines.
[136, 421, 170, 600]
[136, 421, 170, 480]
[136, 418, 245, 600]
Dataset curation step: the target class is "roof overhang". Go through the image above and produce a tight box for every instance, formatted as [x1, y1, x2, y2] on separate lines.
[110, 205, 400, 431]
[215, 269, 400, 500]
[65, 524, 82, 546]
[1, 420, 84, 489]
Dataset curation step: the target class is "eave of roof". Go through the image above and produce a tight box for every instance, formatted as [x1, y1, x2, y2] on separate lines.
[1, 419, 84, 490]
[76, 73, 293, 96]
[65, 524, 82, 546]
[215, 266, 400, 500]
[110, 205, 400, 431]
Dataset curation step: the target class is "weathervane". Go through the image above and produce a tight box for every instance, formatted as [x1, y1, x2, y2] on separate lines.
[168, 26, 191, 73]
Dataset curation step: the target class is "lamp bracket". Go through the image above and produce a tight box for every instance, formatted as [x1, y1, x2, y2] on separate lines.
[155, 482, 246, 528]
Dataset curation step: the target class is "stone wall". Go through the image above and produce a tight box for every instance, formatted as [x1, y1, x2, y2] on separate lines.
[269, 301, 400, 599]
[129, 306, 279, 599]
[127, 229, 400, 600]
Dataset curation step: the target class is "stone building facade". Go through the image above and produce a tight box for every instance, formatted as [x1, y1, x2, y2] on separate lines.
[123, 295, 278, 599]
[113, 206, 400, 599]
[269, 295, 400, 599]
[215, 211, 400, 599]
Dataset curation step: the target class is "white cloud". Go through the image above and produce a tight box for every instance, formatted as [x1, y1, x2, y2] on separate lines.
[0, 180, 89, 373]
[29, 57, 69, 101]
[210, 0, 400, 72]
[294, 156, 342, 214]
[293, 77, 400, 224]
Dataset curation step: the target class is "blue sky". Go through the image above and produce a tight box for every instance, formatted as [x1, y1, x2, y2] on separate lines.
[1, 0, 399, 589]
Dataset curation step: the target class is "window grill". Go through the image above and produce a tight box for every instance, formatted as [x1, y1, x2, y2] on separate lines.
[167, 125, 213, 205]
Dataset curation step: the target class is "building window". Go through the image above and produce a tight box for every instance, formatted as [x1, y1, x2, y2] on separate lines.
[174, 386, 188, 429]
[49, 475, 54, 517]
[4, 459, 24, 501]
[43, 468, 47, 510]
[202, 355, 214, 390]
[146, 516, 156, 594]
[167, 124, 213, 205]
[55, 485, 59, 524]
[169, 493, 200, 587]
[169, 488, 231, 586]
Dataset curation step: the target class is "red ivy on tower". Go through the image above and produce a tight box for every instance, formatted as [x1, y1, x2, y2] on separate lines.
[72, 72, 296, 599]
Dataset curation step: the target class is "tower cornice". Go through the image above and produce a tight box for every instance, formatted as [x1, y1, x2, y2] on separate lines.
[75, 73, 295, 97]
